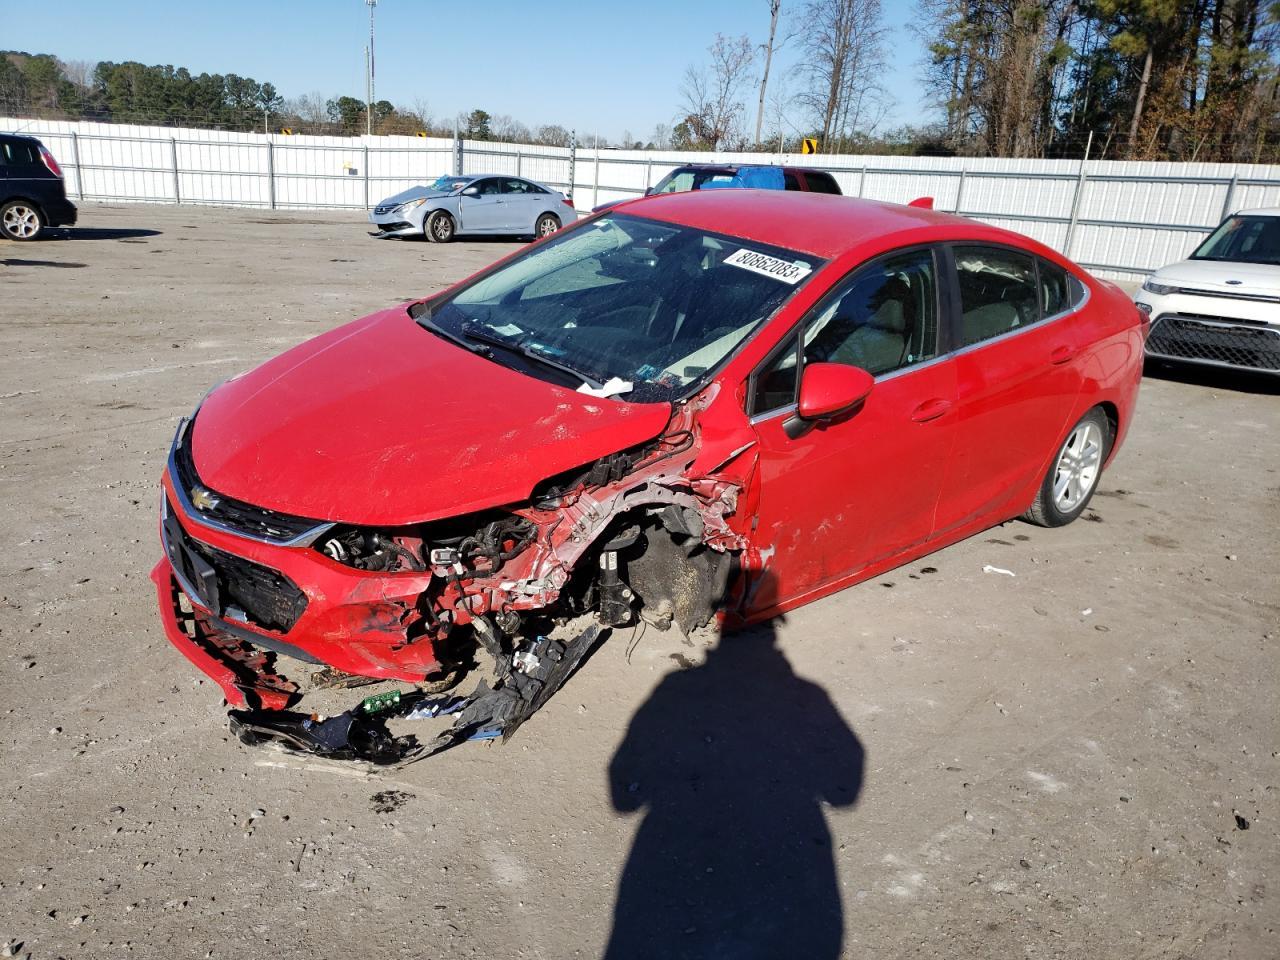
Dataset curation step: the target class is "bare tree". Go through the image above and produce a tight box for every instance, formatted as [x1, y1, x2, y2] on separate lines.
[490, 113, 532, 142]
[58, 58, 95, 92]
[795, 0, 891, 151]
[649, 122, 673, 149]
[680, 33, 757, 149]
[401, 97, 433, 132]
[289, 91, 331, 130]
[534, 124, 573, 147]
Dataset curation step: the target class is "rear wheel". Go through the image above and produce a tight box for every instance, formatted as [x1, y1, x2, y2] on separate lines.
[534, 212, 560, 239]
[1, 201, 45, 241]
[426, 210, 455, 243]
[1022, 408, 1111, 527]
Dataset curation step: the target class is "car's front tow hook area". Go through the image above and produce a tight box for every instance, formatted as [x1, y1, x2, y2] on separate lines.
[224, 623, 604, 767]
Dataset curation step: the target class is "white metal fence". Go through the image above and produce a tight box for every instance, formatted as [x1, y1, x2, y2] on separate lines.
[7, 116, 1280, 280]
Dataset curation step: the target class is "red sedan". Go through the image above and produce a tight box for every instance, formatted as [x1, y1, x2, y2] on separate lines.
[152, 191, 1144, 760]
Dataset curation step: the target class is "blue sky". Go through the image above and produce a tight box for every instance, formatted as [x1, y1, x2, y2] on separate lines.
[4, 0, 934, 141]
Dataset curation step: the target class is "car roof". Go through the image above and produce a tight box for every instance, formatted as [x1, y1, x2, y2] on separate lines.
[617, 189, 1038, 261]
[1234, 207, 1280, 217]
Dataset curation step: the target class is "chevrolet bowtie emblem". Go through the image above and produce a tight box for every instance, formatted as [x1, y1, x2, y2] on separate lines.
[190, 486, 221, 512]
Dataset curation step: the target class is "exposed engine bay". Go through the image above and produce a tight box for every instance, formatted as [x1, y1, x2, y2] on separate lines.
[153, 387, 757, 766]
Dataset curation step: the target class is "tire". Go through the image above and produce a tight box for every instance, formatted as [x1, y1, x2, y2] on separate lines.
[1, 200, 46, 241]
[1023, 407, 1112, 527]
[534, 212, 560, 239]
[425, 210, 455, 243]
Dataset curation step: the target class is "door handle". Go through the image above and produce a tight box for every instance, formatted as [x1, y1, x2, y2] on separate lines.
[1050, 345, 1077, 364]
[910, 398, 952, 423]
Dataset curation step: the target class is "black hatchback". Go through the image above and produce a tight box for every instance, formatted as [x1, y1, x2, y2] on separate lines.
[1, 133, 77, 241]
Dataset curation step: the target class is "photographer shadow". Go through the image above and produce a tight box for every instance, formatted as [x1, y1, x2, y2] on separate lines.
[604, 613, 865, 960]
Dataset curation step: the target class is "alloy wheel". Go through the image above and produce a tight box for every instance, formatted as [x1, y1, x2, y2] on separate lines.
[3, 205, 40, 239]
[1052, 421, 1103, 512]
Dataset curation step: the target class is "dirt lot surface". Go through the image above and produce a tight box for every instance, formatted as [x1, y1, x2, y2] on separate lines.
[1, 203, 1277, 960]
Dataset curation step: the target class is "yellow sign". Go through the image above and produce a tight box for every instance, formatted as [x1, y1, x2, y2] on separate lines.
[279, 127, 293, 135]
[801, 137, 819, 155]
[416, 131, 428, 138]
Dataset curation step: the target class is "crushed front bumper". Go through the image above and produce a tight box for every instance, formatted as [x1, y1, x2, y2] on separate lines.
[151, 558, 298, 710]
[155, 471, 447, 702]
[367, 209, 422, 237]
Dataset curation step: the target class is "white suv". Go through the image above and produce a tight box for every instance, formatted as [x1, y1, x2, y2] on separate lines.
[1135, 208, 1280, 376]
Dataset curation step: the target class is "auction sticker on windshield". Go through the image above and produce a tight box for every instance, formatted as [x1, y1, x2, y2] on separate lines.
[724, 248, 813, 285]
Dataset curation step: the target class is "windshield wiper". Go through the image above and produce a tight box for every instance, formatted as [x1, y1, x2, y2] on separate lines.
[413, 309, 488, 355]
[459, 325, 605, 390]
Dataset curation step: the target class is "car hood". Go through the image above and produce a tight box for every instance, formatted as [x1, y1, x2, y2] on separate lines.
[378, 186, 457, 206]
[1153, 258, 1280, 294]
[190, 307, 674, 526]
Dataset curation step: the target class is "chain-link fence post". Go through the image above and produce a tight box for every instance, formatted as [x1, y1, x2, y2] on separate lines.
[592, 136, 600, 209]
[1219, 172, 1239, 221]
[1064, 160, 1090, 258]
[266, 141, 276, 210]
[170, 137, 181, 203]
[567, 132, 576, 205]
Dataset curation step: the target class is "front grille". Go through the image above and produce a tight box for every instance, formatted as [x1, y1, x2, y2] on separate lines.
[373, 204, 396, 215]
[173, 420, 328, 543]
[1147, 315, 1280, 372]
[165, 498, 309, 633]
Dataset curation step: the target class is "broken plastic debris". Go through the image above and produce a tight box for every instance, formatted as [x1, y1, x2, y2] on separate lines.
[359, 689, 403, 714]
[577, 376, 633, 398]
[982, 564, 1016, 577]
[404, 696, 467, 721]
[228, 707, 410, 765]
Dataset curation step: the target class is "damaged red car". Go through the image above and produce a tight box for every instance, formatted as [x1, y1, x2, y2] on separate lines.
[152, 190, 1144, 761]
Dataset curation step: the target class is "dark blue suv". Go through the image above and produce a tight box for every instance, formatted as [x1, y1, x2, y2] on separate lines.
[1, 133, 77, 241]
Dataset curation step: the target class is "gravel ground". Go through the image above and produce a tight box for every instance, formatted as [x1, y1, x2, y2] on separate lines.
[1, 203, 1276, 960]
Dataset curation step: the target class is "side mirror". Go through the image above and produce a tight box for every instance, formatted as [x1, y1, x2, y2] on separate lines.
[461, 186, 480, 197]
[795, 362, 874, 421]
[644, 187, 653, 196]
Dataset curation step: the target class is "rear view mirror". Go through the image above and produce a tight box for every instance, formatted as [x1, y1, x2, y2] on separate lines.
[788, 363, 873, 437]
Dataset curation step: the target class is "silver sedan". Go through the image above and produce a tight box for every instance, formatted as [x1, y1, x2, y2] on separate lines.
[369, 174, 577, 242]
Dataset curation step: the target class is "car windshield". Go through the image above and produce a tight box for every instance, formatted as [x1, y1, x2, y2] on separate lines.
[651, 169, 739, 194]
[419, 214, 822, 402]
[1191, 215, 1280, 266]
[429, 176, 472, 193]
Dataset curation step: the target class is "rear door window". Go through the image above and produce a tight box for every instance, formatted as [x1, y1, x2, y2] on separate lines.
[954, 246, 1040, 347]
[803, 171, 841, 195]
[1, 139, 40, 166]
[1039, 259, 1071, 317]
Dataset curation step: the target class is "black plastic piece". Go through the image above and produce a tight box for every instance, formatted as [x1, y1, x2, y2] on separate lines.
[227, 708, 411, 765]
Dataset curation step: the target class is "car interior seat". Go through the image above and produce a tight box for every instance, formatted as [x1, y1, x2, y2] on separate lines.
[808, 276, 913, 374]
[961, 301, 1021, 344]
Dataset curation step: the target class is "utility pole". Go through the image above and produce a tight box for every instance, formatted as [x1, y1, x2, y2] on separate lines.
[755, 0, 781, 148]
[365, 0, 378, 137]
